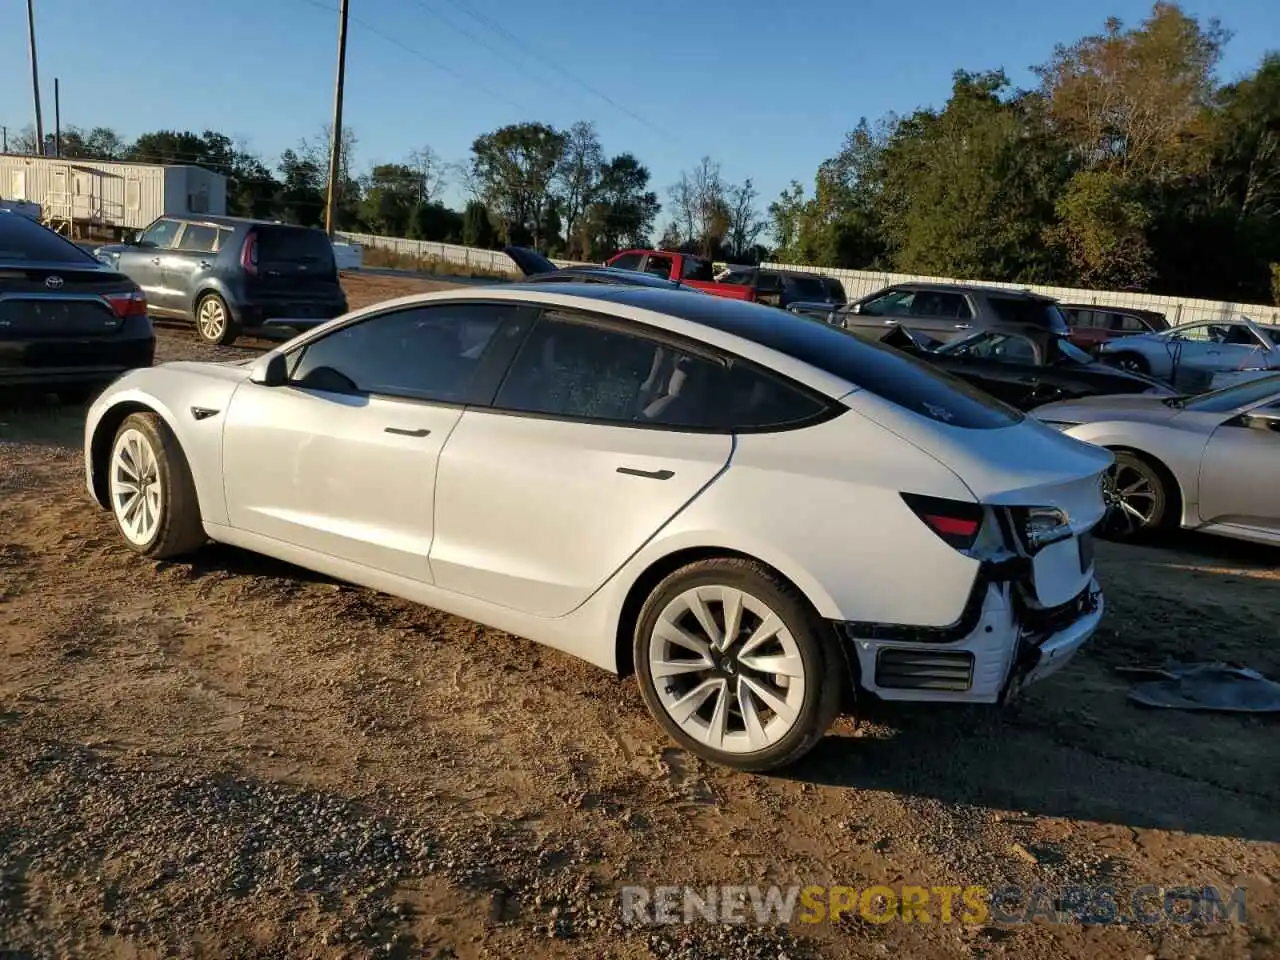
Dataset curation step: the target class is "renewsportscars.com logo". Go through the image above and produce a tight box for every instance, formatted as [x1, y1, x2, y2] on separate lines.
[619, 883, 1248, 926]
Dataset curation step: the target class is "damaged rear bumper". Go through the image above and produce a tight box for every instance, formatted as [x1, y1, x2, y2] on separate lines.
[832, 563, 1104, 704]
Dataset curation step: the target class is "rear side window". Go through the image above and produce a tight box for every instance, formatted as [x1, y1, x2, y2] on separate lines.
[0, 213, 98, 263]
[911, 291, 971, 319]
[989, 296, 1068, 332]
[493, 311, 827, 431]
[610, 253, 642, 271]
[177, 224, 218, 253]
[787, 276, 827, 301]
[680, 257, 714, 282]
[257, 227, 336, 268]
[643, 255, 673, 279]
[822, 277, 847, 303]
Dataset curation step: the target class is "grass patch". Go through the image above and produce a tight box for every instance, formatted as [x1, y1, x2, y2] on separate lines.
[357, 246, 516, 280]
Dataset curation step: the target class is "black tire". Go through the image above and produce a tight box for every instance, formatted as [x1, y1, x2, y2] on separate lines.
[633, 557, 845, 772]
[194, 293, 240, 346]
[107, 412, 207, 559]
[1100, 450, 1174, 541]
[1109, 352, 1149, 375]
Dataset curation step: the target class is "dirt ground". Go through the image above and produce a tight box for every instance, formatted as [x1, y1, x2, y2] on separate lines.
[1, 271, 1278, 959]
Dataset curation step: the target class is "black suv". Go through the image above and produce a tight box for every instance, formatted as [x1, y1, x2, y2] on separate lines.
[96, 216, 348, 345]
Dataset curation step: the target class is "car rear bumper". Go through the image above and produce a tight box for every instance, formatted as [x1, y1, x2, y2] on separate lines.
[834, 573, 1103, 704]
[0, 334, 155, 386]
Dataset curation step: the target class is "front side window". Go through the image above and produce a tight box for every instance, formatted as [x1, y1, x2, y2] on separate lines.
[492, 311, 827, 431]
[138, 219, 181, 249]
[680, 257, 714, 282]
[288, 303, 522, 402]
[859, 289, 916, 316]
[1168, 323, 1212, 342]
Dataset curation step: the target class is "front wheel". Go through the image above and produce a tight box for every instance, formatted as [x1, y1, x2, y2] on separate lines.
[633, 558, 845, 772]
[195, 293, 240, 346]
[108, 413, 207, 559]
[1100, 451, 1171, 540]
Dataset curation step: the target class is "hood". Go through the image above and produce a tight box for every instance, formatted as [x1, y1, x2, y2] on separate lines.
[845, 387, 1112, 526]
[1033, 393, 1182, 426]
[161, 359, 257, 383]
[503, 245, 558, 276]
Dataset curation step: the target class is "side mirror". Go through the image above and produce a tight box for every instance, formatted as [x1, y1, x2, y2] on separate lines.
[250, 353, 289, 387]
[850, 303, 862, 315]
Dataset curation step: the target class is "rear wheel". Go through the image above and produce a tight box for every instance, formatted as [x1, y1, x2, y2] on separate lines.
[633, 558, 844, 772]
[195, 293, 240, 346]
[1100, 450, 1173, 540]
[1110, 352, 1149, 375]
[108, 413, 207, 559]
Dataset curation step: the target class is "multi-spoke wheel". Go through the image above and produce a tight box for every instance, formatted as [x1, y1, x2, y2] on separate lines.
[195, 293, 239, 346]
[107, 413, 207, 559]
[634, 558, 845, 772]
[1100, 450, 1171, 540]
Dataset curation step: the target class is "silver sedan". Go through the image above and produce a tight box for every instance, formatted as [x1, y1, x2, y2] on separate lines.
[1034, 375, 1280, 545]
[1096, 317, 1280, 384]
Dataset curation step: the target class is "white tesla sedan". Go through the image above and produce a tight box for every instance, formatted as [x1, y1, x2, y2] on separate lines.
[84, 285, 1110, 771]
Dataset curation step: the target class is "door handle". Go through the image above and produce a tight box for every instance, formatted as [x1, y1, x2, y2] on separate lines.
[384, 426, 431, 437]
[617, 467, 674, 480]
[151, 257, 161, 265]
[198, 260, 212, 269]
[954, 323, 971, 330]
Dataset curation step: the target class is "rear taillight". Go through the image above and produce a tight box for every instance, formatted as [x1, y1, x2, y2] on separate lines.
[901, 493, 983, 551]
[241, 231, 259, 277]
[105, 290, 148, 318]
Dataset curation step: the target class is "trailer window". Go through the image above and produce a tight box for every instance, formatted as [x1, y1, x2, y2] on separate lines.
[125, 179, 141, 211]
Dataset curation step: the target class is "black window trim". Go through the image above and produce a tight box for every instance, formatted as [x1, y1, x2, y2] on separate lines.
[282, 300, 537, 409]
[478, 303, 843, 435]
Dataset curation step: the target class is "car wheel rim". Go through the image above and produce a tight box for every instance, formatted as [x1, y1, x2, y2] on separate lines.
[649, 586, 806, 755]
[198, 299, 225, 340]
[1103, 463, 1157, 535]
[1118, 358, 1140, 372]
[110, 428, 162, 545]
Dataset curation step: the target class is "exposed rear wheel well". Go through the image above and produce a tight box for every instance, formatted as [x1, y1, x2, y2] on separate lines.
[1106, 445, 1184, 526]
[90, 401, 160, 508]
[614, 547, 828, 679]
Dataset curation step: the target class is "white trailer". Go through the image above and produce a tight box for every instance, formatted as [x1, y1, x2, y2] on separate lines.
[0, 155, 227, 237]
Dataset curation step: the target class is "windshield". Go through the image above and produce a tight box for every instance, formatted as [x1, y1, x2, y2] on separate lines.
[1182, 374, 1280, 413]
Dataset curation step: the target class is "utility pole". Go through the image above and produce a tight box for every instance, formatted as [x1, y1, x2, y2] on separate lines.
[1, 126, 8, 154]
[26, 0, 45, 154]
[54, 77, 61, 157]
[324, 0, 350, 236]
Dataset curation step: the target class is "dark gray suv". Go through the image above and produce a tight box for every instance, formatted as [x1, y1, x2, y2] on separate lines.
[790, 282, 1069, 344]
[96, 216, 348, 346]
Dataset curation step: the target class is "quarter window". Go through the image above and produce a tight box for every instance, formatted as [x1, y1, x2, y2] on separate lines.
[289, 303, 524, 402]
[493, 311, 827, 431]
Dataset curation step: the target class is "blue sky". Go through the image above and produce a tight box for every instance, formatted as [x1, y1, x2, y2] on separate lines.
[2, 0, 1276, 220]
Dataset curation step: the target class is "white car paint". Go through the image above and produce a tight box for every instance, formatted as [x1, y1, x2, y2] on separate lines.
[85, 285, 1110, 715]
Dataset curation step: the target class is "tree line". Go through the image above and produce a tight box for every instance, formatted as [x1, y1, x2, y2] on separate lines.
[4, 2, 1276, 300]
[5, 117, 763, 264]
[770, 2, 1280, 304]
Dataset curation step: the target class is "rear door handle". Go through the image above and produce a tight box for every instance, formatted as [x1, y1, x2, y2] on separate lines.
[384, 427, 431, 437]
[617, 467, 674, 480]
[954, 323, 972, 330]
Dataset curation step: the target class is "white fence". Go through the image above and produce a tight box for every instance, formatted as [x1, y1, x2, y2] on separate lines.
[336, 228, 1280, 327]
[761, 261, 1280, 328]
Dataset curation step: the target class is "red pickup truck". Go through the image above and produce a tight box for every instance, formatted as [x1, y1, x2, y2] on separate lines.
[604, 249, 755, 300]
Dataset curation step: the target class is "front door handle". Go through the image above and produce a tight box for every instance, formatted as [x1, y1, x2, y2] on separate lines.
[198, 260, 212, 269]
[617, 466, 674, 480]
[384, 426, 431, 437]
[151, 257, 161, 265]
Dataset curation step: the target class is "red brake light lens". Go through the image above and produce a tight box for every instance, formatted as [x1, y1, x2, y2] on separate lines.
[901, 493, 983, 550]
[241, 231, 259, 276]
[104, 290, 148, 318]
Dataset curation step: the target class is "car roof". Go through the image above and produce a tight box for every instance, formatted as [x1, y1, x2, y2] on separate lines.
[524, 266, 683, 288]
[875, 281, 1055, 302]
[157, 214, 320, 230]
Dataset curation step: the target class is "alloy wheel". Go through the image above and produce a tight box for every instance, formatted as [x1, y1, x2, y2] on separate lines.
[110, 428, 163, 546]
[197, 298, 226, 341]
[1102, 461, 1159, 536]
[648, 586, 807, 754]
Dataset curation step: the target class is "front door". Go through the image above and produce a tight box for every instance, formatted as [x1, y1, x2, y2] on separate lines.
[430, 308, 733, 618]
[1197, 400, 1280, 533]
[222, 301, 531, 581]
[116, 218, 182, 313]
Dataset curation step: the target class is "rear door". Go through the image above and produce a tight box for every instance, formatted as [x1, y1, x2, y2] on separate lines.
[246, 225, 345, 316]
[429, 308, 733, 618]
[160, 222, 223, 318]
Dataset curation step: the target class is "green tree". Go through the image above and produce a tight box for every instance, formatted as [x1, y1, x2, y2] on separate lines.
[462, 201, 498, 248]
[360, 163, 420, 236]
[1049, 169, 1155, 289]
[579, 153, 659, 258]
[277, 149, 325, 227]
[470, 122, 567, 248]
